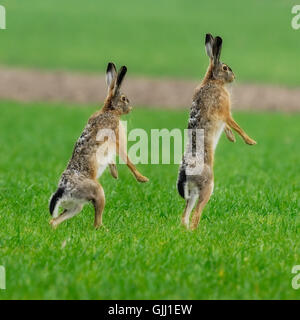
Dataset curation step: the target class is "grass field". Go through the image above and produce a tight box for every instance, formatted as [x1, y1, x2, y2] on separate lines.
[1, 0, 299, 85]
[0, 102, 299, 299]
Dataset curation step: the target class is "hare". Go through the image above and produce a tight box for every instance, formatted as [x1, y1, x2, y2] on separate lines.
[49, 62, 149, 229]
[177, 34, 256, 230]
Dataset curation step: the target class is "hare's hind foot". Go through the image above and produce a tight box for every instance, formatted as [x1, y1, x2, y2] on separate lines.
[181, 218, 189, 229]
[49, 218, 58, 229]
[50, 209, 67, 229]
[94, 223, 109, 232]
[181, 193, 198, 229]
[49, 203, 83, 229]
[91, 183, 105, 229]
[190, 183, 214, 230]
[190, 217, 201, 231]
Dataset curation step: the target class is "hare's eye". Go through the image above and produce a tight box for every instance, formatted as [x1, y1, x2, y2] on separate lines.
[121, 96, 126, 102]
[223, 66, 228, 71]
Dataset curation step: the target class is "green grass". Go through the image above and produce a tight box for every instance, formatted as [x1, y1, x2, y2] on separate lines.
[0, 0, 299, 85]
[0, 101, 299, 299]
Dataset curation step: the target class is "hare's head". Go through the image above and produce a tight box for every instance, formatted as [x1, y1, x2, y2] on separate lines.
[205, 34, 235, 83]
[104, 62, 131, 115]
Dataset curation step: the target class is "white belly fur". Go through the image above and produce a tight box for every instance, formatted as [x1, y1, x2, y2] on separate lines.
[95, 121, 125, 178]
[96, 142, 116, 178]
[213, 122, 225, 150]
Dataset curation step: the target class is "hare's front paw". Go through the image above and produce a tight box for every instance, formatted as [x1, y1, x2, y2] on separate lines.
[245, 137, 257, 145]
[227, 132, 236, 142]
[136, 175, 149, 183]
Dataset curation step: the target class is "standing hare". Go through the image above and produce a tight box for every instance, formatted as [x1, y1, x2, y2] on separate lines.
[177, 34, 256, 230]
[49, 62, 148, 229]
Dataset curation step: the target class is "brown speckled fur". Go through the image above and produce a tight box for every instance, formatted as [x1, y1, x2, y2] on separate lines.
[49, 63, 148, 229]
[178, 34, 256, 230]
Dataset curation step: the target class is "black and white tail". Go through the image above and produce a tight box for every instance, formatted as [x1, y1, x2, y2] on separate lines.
[49, 187, 64, 217]
[177, 165, 187, 199]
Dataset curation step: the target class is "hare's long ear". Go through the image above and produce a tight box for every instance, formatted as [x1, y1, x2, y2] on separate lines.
[205, 33, 214, 59]
[106, 62, 117, 92]
[212, 36, 222, 64]
[114, 66, 127, 95]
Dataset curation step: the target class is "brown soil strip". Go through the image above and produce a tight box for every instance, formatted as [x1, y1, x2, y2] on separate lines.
[0, 66, 299, 111]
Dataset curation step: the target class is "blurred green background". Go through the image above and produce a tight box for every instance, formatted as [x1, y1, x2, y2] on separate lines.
[0, 1, 299, 300]
[0, 0, 299, 85]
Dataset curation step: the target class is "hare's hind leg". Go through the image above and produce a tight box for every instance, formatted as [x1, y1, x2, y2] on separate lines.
[50, 203, 83, 228]
[190, 182, 213, 230]
[91, 183, 105, 229]
[70, 180, 105, 229]
[181, 195, 198, 229]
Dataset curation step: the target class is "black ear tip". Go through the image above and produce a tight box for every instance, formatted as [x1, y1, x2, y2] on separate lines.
[205, 33, 213, 43]
[215, 36, 223, 45]
[119, 66, 127, 77]
[107, 62, 117, 72]
[115, 66, 128, 88]
[107, 62, 113, 72]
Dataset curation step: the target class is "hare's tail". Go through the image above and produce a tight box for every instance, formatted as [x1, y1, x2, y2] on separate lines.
[49, 187, 65, 217]
[177, 166, 187, 199]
